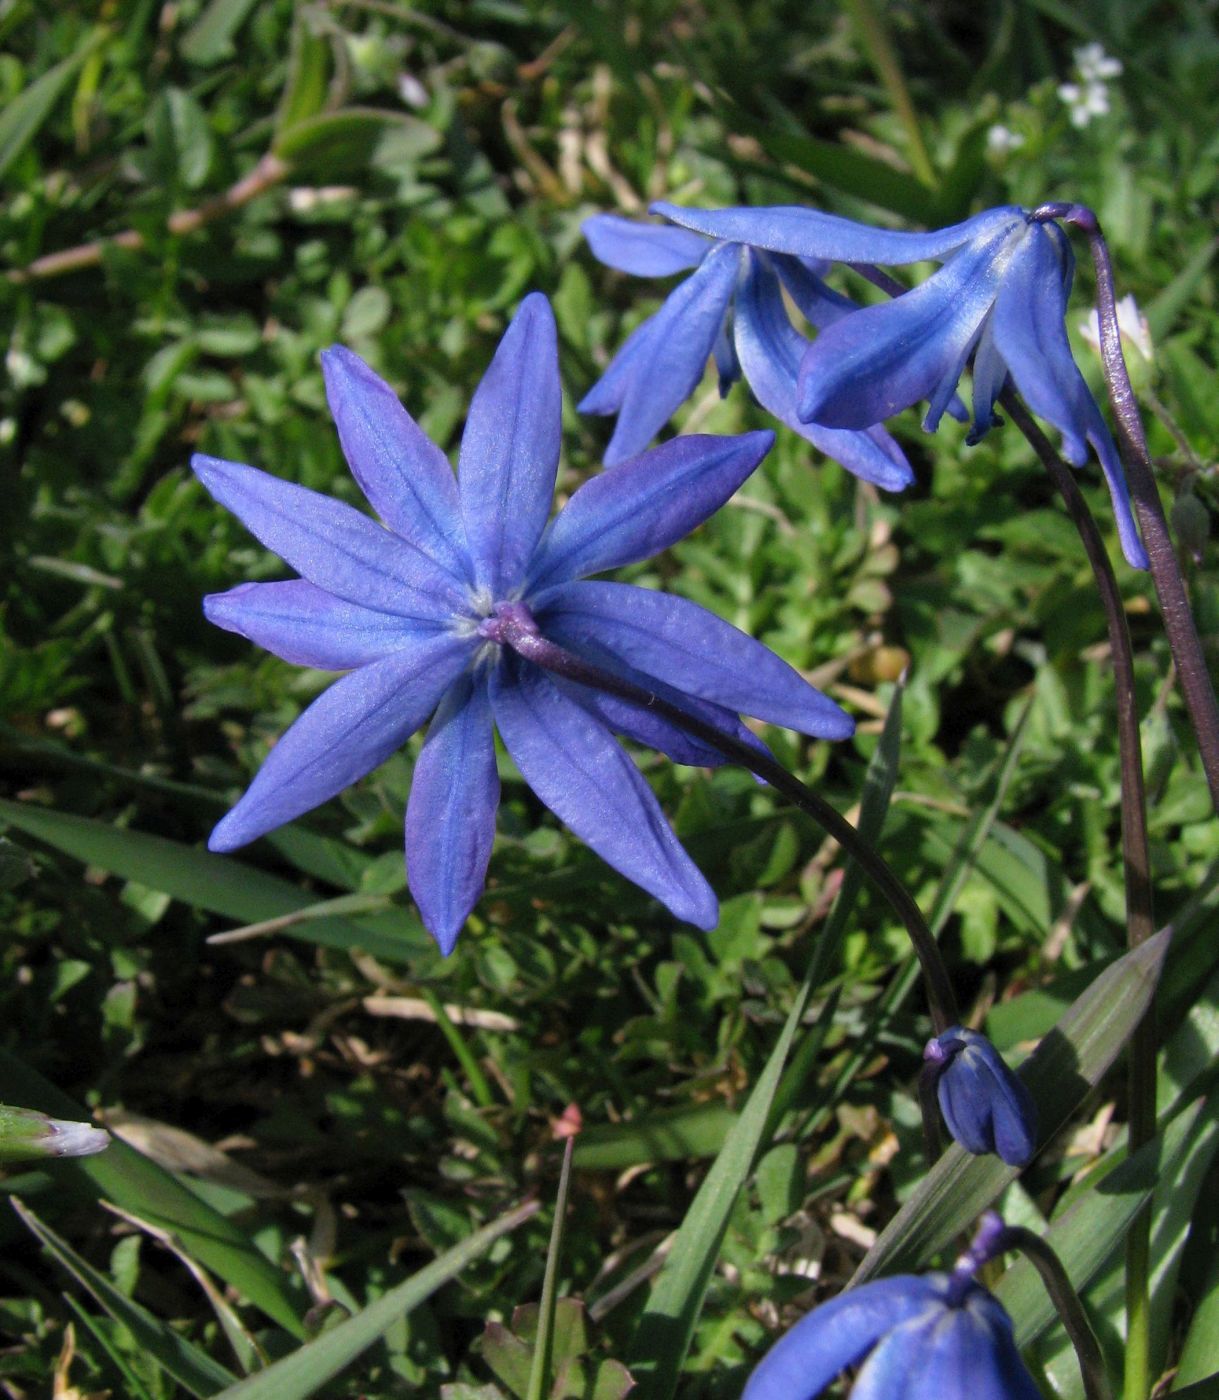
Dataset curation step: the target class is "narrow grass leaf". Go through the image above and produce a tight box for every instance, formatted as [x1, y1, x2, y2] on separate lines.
[573, 1104, 737, 1170]
[994, 1099, 1203, 1346]
[179, 0, 260, 64]
[851, 927, 1170, 1283]
[211, 1199, 539, 1399]
[0, 1049, 303, 1337]
[526, 1137, 576, 1400]
[13, 1198, 238, 1397]
[0, 30, 103, 180]
[626, 979, 816, 1399]
[0, 798, 423, 962]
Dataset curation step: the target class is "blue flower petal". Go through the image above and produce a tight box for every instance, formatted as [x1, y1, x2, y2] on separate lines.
[192, 454, 465, 622]
[582, 241, 742, 465]
[204, 580, 434, 670]
[1085, 406, 1149, 569]
[458, 293, 561, 595]
[967, 316, 1008, 442]
[849, 1309, 940, 1400]
[538, 618, 771, 769]
[405, 672, 499, 955]
[771, 253, 859, 329]
[208, 632, 473, 851]
[988, 223, 1092, 463]
[796, 223, 1020, 431]
[489, 656, 718, 929]
[934, 1028, 1037, 1166]
[320, 346, 469, 581]
[583, 213, 709, 275]
[959, 1292, 1044, 1400]
[743, 1276, 943, 1400]
[734, 252, 915, 490]
[651, 202, 1024, 266]
[527, 430, 774, 590]
[536, 581, 853, 738]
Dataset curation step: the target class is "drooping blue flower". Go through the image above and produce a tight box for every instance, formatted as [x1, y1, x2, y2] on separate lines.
[195, 293, 853, 954]
[744, 1250, 1041, 1400]
[651, 201, 1149, 570]
[580, 214, 916, 490]
[923, 1025, 1037, 1166]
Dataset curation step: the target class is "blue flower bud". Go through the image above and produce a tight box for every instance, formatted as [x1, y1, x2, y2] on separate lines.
[923, 1026, 1037, 1166]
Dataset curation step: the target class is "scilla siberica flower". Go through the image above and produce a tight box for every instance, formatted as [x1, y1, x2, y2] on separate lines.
[195, 294, 853, 953]
[579, 215, 917, 490]
[744, 1216, 1041, 1400]
[651, 201, 1149, 570]
[924, 1026, 1037, 1166]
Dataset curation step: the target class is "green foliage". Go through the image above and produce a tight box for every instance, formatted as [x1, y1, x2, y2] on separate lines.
[2, 2, 1217, 1397]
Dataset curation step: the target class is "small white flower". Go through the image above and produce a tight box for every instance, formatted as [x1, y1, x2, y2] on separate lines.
[1075, 42, 1122, 81]
[1058, 80, 1111, 128]
[986, 124, 1025, 155]
[1080, 294, 1154, 366]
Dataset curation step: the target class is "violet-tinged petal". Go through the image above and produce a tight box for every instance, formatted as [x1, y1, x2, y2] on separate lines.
[734, 253, 915, 490]
[878, 1293, 1040, 1400]
[540, 618, 770, 769]
[204, 580, 435, 670]
[1085, 406, 1149, 569]
[489, 657, 718, 929]
[743, 1276, 944, 1400]
[771, 253, 859, 329]
[537, 581, 854, 739]
[192, 455, 466, 621]
[458, 292, 561, 595]
[320, 346, 469, 581]
[208, 632, 472, 851]
[528, 430, 774, 590]
[577, 313, 649, 417]
[582, 242, 742, 465]
[931, 1028, 1037, 1166]
[796, 223, 1019, 430]
[651, 201, 1024, 265]
[987, 223, 1092, 463]
[583, 213, 709, 275]
[405, 672, 499, 955]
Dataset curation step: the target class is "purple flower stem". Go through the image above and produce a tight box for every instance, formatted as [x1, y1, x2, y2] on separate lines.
[486, 601, 959, 1033]
[989, 1220, 1112, 1400]
[916, 1060, 945, 1165]
[1034, 202, 1219, 817]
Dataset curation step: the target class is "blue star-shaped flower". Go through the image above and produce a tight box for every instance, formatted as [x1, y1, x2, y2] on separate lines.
[579, 214, 916, 489]
[651, 201, 1149, 570]
[924, 1026, 1037, 1166]
[744, 1265, 1040, 1400]
[195, 294, 853, 953]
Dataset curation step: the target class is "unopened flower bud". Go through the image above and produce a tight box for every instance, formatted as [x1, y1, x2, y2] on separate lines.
[0, 1104, 109, 1163]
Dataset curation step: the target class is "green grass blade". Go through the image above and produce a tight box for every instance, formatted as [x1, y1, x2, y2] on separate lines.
[626, 978, 815, 1399]
[212, 1199, 539, 1399]
[0, 798, 425, 962]
[13, 1198, 239, 1396]
[851, 927, 1171, 1283]
[0, 1049, 303, 1337]
[572, 1104, 737, 1170]
[0, 29, 103, 180]
[179, 0, 261, 64]
[994, 1099, 1203, 1347]
[526, 1137, 576, 1400]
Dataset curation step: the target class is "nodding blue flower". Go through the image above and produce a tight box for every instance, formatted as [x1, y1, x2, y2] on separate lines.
[650, 201, 1149, 571]
[580, 215, 916, 490]
[744, 1220, 1041, 1400]
[923, 1026, 1037, 1166]
[195, 294, 853, 954]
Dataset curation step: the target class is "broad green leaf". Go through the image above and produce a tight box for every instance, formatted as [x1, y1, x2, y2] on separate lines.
[0, 29, 104, 180]
[13, 1199, 238, 1396]
[212, 1199, 538, 1398]
[0, 1050, 303, 1336]
[0, 798, 426, 962]
[994, 1099, 1203, 1346]
[275, 10, 343, 135]
[626, 978, 816, 1399]
[273, 108, 440, 175]
[1177, 1256, 1219, 1390]
[852, 928, 1170, 1283]
[179, 0, 261, 64]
